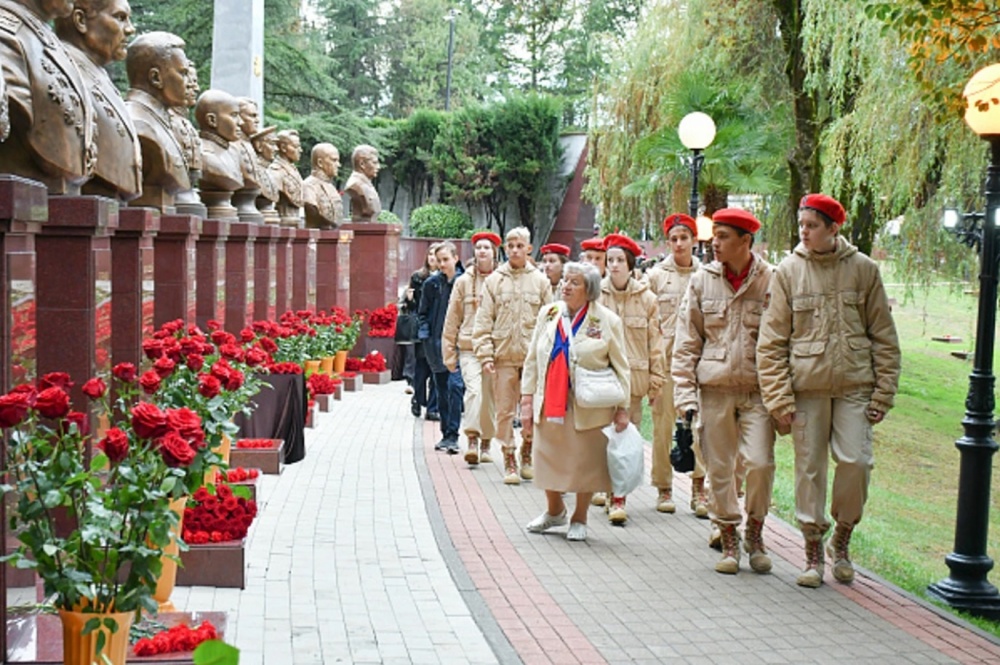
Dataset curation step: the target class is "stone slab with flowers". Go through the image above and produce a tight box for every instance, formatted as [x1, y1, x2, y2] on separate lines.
[176, 484, 258, 589]
[216, 467, 262, 502]
[307, 373, 342, 411]
[230, 438, 285, 474]
[340, 371, 363, 392]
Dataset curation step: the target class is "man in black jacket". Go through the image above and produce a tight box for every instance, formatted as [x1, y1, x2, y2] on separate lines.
[419, 242, 466, 453]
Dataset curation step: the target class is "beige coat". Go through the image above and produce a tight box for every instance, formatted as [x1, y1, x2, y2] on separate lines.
[472, 262, 552, 367]
[442, 267, 491, 371]
[672, 256, 773, 413]
[522, 301, 631, 431]
[644, 255, 701, 370]
[599, 276, 666, 400]
[756, 237, 900, 417]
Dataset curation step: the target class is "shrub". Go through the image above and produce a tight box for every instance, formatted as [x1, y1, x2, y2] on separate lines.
[409, 204, 473, 239]
[377, 210, 402, 224]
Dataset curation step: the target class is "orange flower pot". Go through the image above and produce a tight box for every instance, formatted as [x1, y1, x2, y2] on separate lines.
[304, 359, 321, 375]
[152, 495, 189, 612]
[333, 350, 348, 374]
[59, 607, 133, 665]
[320, 356, 335, 376]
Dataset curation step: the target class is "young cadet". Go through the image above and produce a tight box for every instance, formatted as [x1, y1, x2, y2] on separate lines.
[443, 232, 501, 466]
[644, 214, 708, 516]
[580, 236, 607, 277]
[473, 227, 553, 484]
[757, 194, 900, 588]
[673, 208, 776, 575]
[540, 243, 571, 298]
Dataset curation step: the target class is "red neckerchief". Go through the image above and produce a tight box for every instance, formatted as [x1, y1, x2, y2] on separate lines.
[724, 255, 753, 292]
[543, 304, 588, 422]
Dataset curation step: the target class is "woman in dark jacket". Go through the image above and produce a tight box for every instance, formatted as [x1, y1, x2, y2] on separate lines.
[406, 245, 440, 418]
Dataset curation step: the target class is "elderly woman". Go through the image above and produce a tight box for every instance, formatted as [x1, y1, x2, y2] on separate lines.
[520, 262, 631, 542]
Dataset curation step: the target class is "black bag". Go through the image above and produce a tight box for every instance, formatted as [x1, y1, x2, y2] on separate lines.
[670, 417, 695, 473]
[394, 312, 418, 344]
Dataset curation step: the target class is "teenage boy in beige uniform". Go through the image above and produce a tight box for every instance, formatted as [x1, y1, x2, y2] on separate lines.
[757, 194, 900, 588]
[673, 208, 775, 575]
[644, 214, 708, 516]
[473, 227, 553, 484]
[443, 231, 500, 466]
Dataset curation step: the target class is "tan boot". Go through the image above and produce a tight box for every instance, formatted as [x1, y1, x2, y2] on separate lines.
[708, 524, 722, 550]
[479, 439, 493, 464]
[591, 492, 606, 507]
[519, 438, 534, 480]
[691, 477, 709, 519]
[608, 496, 628, 525]
[715, 524, 741, 574]
[743, 517, 772, 574]
[827, 523, 855, 584]
[464, 436, 480, 466]
[796, 530, 825, 588]
[502, 447, 520, 485]
[656, 488, 676, 513]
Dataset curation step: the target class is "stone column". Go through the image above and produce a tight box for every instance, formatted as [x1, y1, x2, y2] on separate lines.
[224, 222, 257, 333]
[316, 228, 352, 313]
[154, 215, 201, 328]
[342, 223, 401, 315]
[112, 208, 159, 370]
[253, 224, 279, 321]
[290, 228, 317, 312]
[196, 220, 230, 331]
[211, 0, 265, 112]
[35, 196, 118, 406]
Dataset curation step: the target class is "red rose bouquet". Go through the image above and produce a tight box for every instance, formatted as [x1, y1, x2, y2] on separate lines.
[307, 373, 341, 396]
[184, 485, 258, 543]
[360, 351, 387, 373]
[344, 357, 363, 372]
[235, 438, 278, 449]
[367, 303, 397, 337]
[221, 467, 260, 482]
[133, 620, 219, 656]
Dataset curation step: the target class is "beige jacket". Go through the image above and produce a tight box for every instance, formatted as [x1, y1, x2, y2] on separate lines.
[599, 276, 666, 399]
[522, 301, 631, 431]
[757, 237, 900, 417]
[644, 255, 701, 369]
[473, 262, 552, 367]
[442, 267, 491, 371]
[672, 255, 773, 413]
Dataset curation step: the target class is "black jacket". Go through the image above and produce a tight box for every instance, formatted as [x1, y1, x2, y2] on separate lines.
[418, 262, 465, 374]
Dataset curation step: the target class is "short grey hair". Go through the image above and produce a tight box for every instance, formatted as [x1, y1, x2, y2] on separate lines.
[563, 262, 602, 301]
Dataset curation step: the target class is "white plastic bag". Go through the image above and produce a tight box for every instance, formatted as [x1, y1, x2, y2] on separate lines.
[602, 422, 644, 496]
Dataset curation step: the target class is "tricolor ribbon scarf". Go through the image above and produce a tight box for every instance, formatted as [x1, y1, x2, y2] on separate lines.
[543, 304, 588, 423]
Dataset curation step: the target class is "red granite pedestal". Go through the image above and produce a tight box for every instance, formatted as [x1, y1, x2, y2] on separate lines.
[290, 229, 318, 311]
[224, 222, 257, 334]
[154, 215, 200, 327]
[253, 225, 279, 322]
[315, 228, 352, 312]
[274, 228, 293, 316]
[195, 219, 229, 331]
[112, 208, 159, 369]
[344, 223, 401, 354]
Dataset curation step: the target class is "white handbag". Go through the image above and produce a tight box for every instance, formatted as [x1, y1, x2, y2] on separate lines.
[573, 365, 626, 409]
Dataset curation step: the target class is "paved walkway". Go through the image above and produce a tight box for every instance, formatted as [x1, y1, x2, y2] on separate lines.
[172, 381, 1000, 664]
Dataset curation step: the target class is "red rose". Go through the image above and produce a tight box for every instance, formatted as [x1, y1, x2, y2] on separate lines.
[224, 369, 244, 391]
[153, 356, 176, 378]
[81, 377, 107, 399]
[0, 392, 31, 428]
[219, 343, 245, 362]
[210, 330, 235, 347]
[38, 372, 73, 390]
[206, 319, 221, 331]
[240, 328, 256, 343]
[198, 374, 222, 398]
[210, 360, 231, 381]
[193, 487, 211, 502]
[179, 337, 202, 356]
[142, 338, 163, 359]
[133, 639, 157, 656]
[186, 353, 205, 371]
[245, 347, 268, 367]
[222, 496, 239, 512]
[139, 370, 161, 395]
[202, 496, 219, 511]
[166, 407, 204, 446]
[259, 337, 278, 353]
[60, 411, 89, 436]
[112, 362, 137, 382]
[35, 387, 70, 419]
[98, 427, 130, 464]
[131, 402, 168, 439]
[216, 483, 233, 499]
[157, 430, 196, 467]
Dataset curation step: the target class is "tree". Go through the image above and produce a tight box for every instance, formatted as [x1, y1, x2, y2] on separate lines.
[315, 0, 385, 115]
[384, 109, 445, 209]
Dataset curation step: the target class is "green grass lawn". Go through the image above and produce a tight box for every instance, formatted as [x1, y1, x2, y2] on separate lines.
[641, 269, 1000, 635]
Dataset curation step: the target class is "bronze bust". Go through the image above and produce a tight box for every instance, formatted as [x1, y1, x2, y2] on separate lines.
[170, 58, 205, 215]
[125, 31, 191, 211]
[0, 62, 9, 142]
[232, 96, 264, 222]
[269, 129, 304, 227]
[0, 0, 97, 195]
[344, 144, 382, 223]
[194, 88, 243, 219]
[303, 142, 343, 229]
[251, 125, 280, 224]
[54, 0, 142, 201]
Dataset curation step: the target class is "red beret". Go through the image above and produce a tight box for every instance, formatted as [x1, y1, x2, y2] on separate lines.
[799, 194, 845, 225]
[712, 208, 761, 234]
[471, 231, 502, 247]
[540, 243, 571, 257]
[663, 213, 697, 236]
[604, 233, 642, 257]
[580, 237, 606, 252]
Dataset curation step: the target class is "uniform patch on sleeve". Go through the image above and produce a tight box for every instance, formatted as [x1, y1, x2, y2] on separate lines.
[763, 292, 771, 310]
[0, 8, 21, 34]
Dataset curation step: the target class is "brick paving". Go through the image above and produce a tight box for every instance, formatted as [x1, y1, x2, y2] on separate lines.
[173, 381, 1000, 664]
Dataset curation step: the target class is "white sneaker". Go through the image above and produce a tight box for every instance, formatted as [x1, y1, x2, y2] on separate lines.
[566, 522, 587, 541]
[526, 510, 568, 533]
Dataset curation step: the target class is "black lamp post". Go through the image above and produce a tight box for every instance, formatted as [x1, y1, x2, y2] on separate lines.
[444, 9, 460, 111]
[678, 112, 716, 259]
[928, 63, 1000, 620]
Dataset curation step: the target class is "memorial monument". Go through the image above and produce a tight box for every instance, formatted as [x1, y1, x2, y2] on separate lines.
[171, 59, 207, 216]
[233, 96, 264, 223]
[252, 125, 280, 224]
[270, 128, 304, 227]
[344, 144, 382, 223]
[125, 31, 192, 211]
[54, 0, 142, 201]
[0, 0, 96, 195]
[303, 142, 343, 229]
[194, 88, 243, 219]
